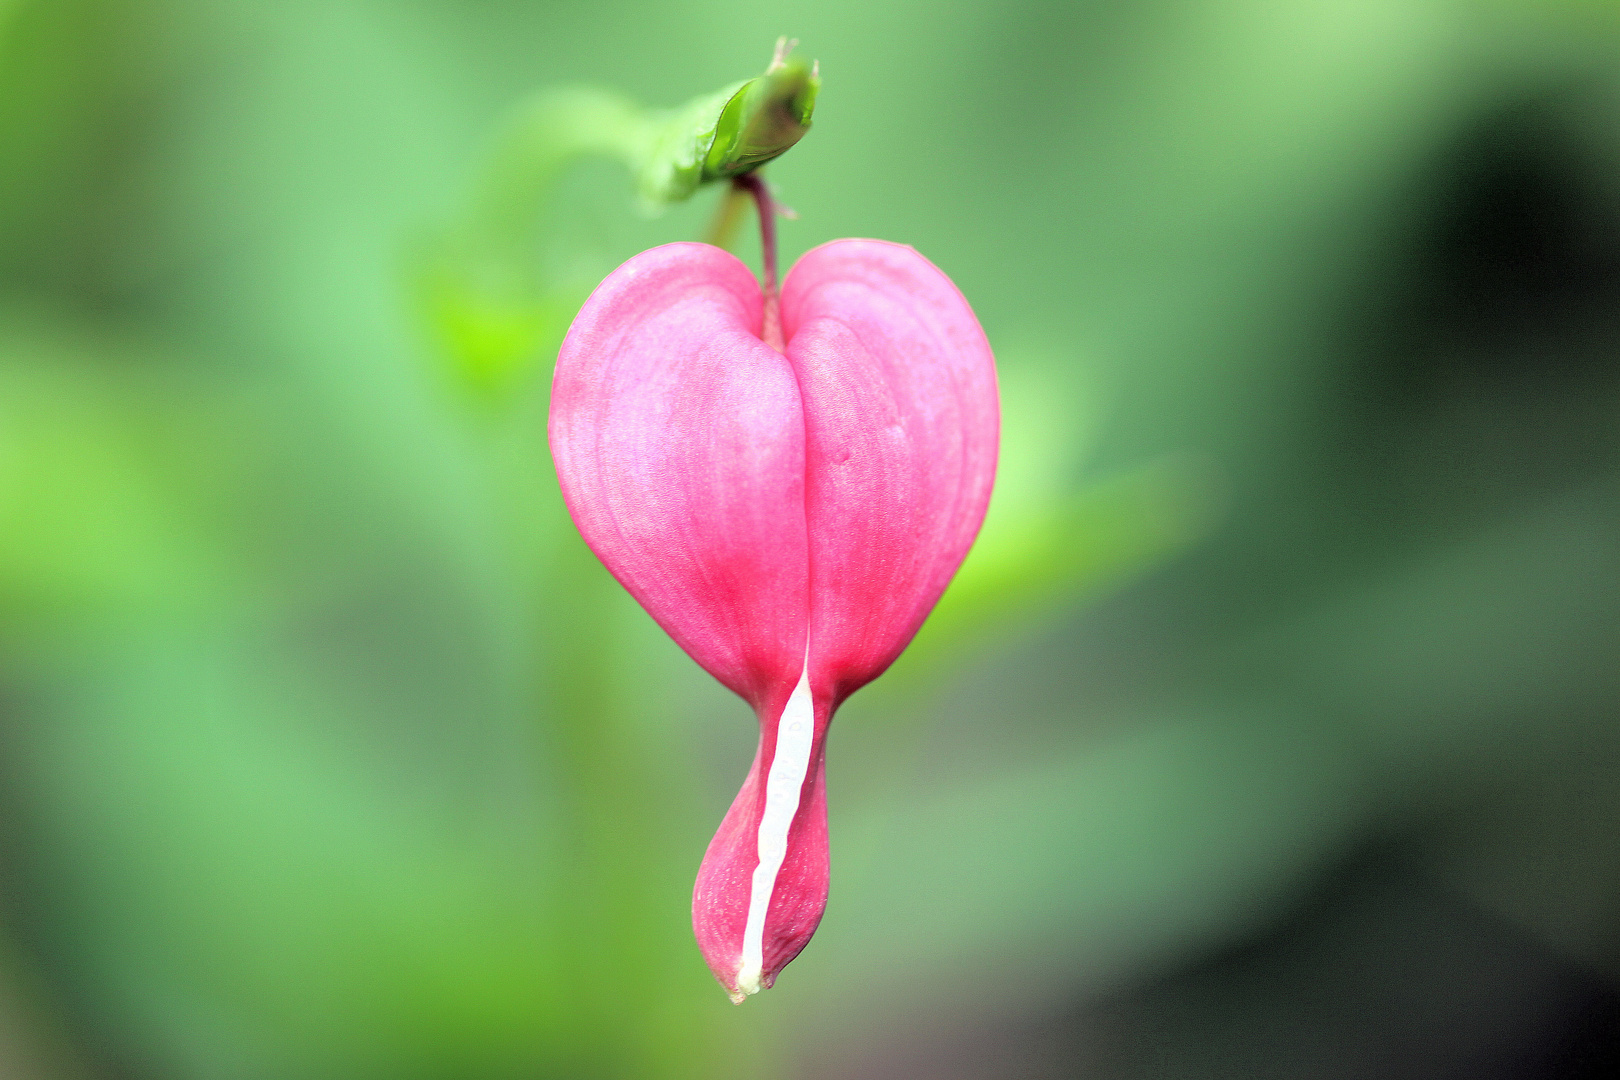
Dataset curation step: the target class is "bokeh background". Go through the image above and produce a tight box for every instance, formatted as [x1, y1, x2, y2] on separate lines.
[4, 1, 1620, 1077]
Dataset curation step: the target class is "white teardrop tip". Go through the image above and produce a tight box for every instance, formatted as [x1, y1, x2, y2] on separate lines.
[729, 962, 763, 1004]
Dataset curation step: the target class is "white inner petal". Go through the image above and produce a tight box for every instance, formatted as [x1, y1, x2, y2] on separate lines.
[735, 651, 815, 997]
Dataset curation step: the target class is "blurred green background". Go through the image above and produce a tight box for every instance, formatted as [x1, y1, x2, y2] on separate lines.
[3, 1, 1620, 1077]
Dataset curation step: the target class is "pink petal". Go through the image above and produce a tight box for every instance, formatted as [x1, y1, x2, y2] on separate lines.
[783, 239, 1000, 705]
[549, 242, 809, 713]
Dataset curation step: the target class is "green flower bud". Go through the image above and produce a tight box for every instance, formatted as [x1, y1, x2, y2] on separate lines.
[701, 50, 819, 181]
[635, 39, 819, 209]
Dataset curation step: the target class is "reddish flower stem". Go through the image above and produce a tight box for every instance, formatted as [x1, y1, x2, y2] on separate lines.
[734, 172, 784, 352]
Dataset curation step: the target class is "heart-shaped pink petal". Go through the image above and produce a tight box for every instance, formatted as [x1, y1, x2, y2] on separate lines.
[550, 238, 997, 1000]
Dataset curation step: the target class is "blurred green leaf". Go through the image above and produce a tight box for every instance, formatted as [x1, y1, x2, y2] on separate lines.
[913, 456, 1218, 661]
[884, 358, 1221, 688]
[794, 707, 1369, 1028]
[0, 323, 220, 643]
[417, 87, 648, 399]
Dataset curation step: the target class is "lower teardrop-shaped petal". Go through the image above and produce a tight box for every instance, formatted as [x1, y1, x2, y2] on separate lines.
[692, 678, 831, 1002]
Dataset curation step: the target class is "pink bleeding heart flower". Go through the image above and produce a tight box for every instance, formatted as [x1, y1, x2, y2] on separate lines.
[549, 235, 998, 1001]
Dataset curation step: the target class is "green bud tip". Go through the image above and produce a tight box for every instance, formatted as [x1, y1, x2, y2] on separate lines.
[634, 38, 820, 209]
[702, 38, 820, 182]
